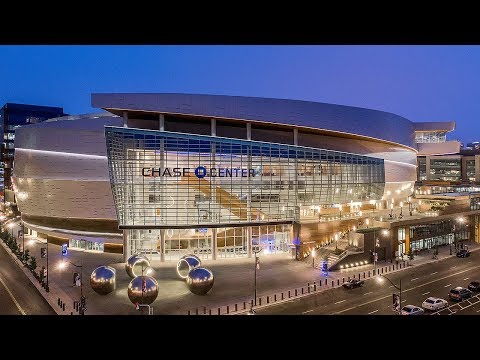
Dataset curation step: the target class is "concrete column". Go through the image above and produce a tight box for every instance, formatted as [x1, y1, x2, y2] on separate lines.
[159, 114, 165, 131]
[122, 111, 128, 128]
[211, 228, 217, 260]
[246, 226, 252, 258]
[425, 156, 431, 181]
[123, 230, 130, 262]
[160, 229, 165, 262]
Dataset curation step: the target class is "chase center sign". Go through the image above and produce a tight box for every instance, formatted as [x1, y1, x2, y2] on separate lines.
[142, 166, 257, 179]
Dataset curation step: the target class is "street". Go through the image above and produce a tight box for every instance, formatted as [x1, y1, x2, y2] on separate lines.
[256, 250, 480, 315]
[0, 241, 56, 315]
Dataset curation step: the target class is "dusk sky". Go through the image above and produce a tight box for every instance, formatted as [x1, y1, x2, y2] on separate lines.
[1, 45, 479, 143]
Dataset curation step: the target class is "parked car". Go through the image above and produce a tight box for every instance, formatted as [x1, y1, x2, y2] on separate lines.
[468, 281, 480, 292]
[456, 249, 471, 258]
[401, 305, 424, 315]
[448, 287, 473, 301]
[421, 297, 448, 311]
[342, 278, 364, 289]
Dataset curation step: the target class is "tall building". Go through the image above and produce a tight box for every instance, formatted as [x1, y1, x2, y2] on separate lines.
[0, 103, 66, 205]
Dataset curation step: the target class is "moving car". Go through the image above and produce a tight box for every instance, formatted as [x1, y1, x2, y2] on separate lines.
[342, 278, 364, 289]
[401, 305, 424, 315]
[468, 281, 480, 292]
[448, 287, 473, 301]
[421, 297, 448, 311]
[456, 249, 471, 258]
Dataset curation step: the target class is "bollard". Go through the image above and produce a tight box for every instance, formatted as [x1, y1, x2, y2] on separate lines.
[209, 309, 212, 315]
[196, 308, 199, 315]
[314, 283, 317, 291]
[295, 289, 298, 296]
[325, 279, 327, 285]
[337, 279, 340, 286]
[348, 276, 350, 281]
[368, 271, 370, 277]
[243, 301, 246, 310]
[259, 298, 262, 306]
[235, 304, 238, 312]
[308, 285, 310, 293]
[381, 268, 384, 274]
[218, 308, 221, 315]
[301, 288, 304, 295]
[363, 272, 365, 278]
[58, 298, 61, 306]
[319, 280, 322, 286]
[288, 290, 291, 298]
[282, 292, 284, 300]
[188, 310, 191, 315]
[331, 281, 334, 287]
[353, 274, 355, 278]
[204, 307, 207, 315]
[71, 312, 73, 315]
[267, 296, 270, 304]
[343, 277, 345, 283]
[274, 294, 277, 302]
[62, 303, 65, 311]
[227, 306, 230, 314]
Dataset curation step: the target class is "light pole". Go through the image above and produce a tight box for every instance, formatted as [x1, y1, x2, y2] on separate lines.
[390, 202, 394, 217]
[454, 216, 466, 253]
[334, 233, 339, 250]
[407, 196, 413, 216]
[252, 247, 262, 308]
[312, 248, 316, 268]
[400, 202, 403, 217]
[376, 274, 402, 314]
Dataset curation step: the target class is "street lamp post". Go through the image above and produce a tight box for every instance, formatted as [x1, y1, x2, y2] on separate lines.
[252, 247, 262, 309]
[377, 274, 402, 314]
[334, 233, 339, 250]
[312, 248, 316, 268]
[400, 202, 403, 217]
[407, 196, 413, 216]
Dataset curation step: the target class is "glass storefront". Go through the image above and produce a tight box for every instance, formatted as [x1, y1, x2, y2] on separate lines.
[69, 238, 105, 252]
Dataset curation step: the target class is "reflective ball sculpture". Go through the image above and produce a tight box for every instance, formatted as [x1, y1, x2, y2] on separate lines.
[127, 275, 159, 305]
[177, 256, 201, 279]
[90, 266, 116, 295]
[125, 254, 151, 279]
[180, 253, 201, 263]
[186, 267, 214, 295]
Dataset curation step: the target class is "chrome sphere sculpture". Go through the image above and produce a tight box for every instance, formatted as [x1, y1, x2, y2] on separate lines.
[127, 275, 159, 305]
[90, 266, 116, 295]
[180, 253, 201, 263]
[186, 267, 214, 295]
[177, 256, 201, 279]
[125, 254, 151, 279]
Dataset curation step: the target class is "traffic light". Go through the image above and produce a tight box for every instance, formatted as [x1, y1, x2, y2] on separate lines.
[392, 293, 400, 312]
[40, 247, 46, 258]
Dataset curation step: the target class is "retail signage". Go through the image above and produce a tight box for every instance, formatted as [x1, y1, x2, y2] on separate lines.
[142, 166, 256, 178]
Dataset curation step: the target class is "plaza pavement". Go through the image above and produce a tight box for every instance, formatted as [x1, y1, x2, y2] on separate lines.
[8, 219, 477, 315]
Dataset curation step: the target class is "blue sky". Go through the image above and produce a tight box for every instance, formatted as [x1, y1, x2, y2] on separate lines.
[1, 45, 479, 143]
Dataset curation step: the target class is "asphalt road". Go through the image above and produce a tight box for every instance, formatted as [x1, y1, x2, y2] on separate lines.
[257, 250, 480, 315]
[0, 242, 56, 315]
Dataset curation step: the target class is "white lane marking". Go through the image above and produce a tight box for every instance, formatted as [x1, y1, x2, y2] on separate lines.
[451, 266, 457, 269]
[302, 309, 313, 314]
[422, 292, 430, 296]
[464, 277, 469, 280]
[363, 291, 373, 296]
[334, 266, 476, 315]
[444, 284, 452, 288]
[411, 277, 419, 281]
[0, 276, 26, 315]
[368, 309, 378, 314]
[335, 300, 346, 304]
[431, 272, 438, 275]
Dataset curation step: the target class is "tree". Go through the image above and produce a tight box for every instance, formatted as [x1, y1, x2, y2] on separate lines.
[29, 256, 37, 271]
[23, 249, 30, 264]
[408, 248, 414, 260]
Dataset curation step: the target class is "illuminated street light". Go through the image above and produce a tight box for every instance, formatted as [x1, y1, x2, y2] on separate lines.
[312, 249, 316, 268]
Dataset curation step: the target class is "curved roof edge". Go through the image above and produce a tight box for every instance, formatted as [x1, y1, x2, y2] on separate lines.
[91, 93, 417, 148]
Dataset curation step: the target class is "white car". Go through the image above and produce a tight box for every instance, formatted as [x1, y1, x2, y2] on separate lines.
[422, 297, 448, 311]
[401, 305, 424, 315]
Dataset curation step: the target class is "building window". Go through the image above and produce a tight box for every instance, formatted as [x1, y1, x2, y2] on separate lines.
[415, 131, 447, 143]
[398, 227, 406, 241]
